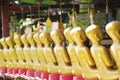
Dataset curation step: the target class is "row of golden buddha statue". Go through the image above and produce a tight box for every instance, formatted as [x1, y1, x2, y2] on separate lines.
[0, 21, 120, 80]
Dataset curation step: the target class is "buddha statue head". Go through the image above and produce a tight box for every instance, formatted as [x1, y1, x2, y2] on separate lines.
[14, 35, 22, 46]
[0, 38, 8, 48]
[51, 29, 64, 45]
[39, 32, 52, 46]
[85, 25, 104, 45]
[70, 27, 87, 45]
[27, 33, 35, 45]
[6, 37, 15, 47]
[33, 33, 42, 46]
[64, 27, 74, 44]
[106, 21, 120, 43]
[21, 34, 29, 46]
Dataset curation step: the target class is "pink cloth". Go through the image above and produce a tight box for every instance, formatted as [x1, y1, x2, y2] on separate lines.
[49, 73, 60, 80]
[73, 76, 85, 80]
[7, 68, 13, 74]
[0, 67, 7, 74]
[41, 72, 49, 80]
[60, 74, 73, 80]
[34, 70, 41, 78]
[13, 68, 18, 74]
[26, 69, 35, 77]
[18, 68, 26, 75]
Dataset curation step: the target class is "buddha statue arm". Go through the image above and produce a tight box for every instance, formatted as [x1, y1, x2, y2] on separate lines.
[18, 50, 25, 60]
[62, 47, 71, 63]
[102, 47, 113, 66]
[11, 49, 18, 60]
[84, 47, 95, 66]
[50, 49, 57, 63]
[0, 50, 5, 60]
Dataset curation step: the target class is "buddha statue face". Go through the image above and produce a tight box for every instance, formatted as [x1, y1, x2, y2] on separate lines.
[64, 27, 74, 43]
[85, 25, 104, 44]
[14, 35, 21, 46]
[70, 27, 87, 44]
[33, 33, 42, 46]
[106, 21, 120, 42]
[39, 32, 52, 46]
[6, 37, 15, 47]
[27, 33, 35, 45]
[51, 29, 64, 45]
[21, 34, 29, 45]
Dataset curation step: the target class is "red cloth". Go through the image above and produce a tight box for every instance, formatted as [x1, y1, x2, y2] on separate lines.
[18, 68, 26, 75]
[13, 68, 18, 74]
[73, 76, 85, 80]
[7, 68, 13, 74]
[60, 74, 73, 80]
[41, 72, 49, 80]
[49, 73, 60, 80]
[0, 67, 7, 74]
[26, 69, 35, 77]
[34, 70, 41, 78]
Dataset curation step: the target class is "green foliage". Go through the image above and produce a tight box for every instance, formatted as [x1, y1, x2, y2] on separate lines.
[42, 0, 57, 4]
[68, 11, 106, 30]
[20, 0, 57, 4]
[93, 12, 106, 28]
[20, 0, 38, 4]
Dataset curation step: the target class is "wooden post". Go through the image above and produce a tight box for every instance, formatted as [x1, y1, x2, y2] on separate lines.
[1, 0, 9, 37]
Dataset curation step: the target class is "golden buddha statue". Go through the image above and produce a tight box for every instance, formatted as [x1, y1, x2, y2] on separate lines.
[21, 34, 34, 77]
[6, 37, 18, 71]
[0, 41, 7, 74]
[26, 33, 40, 71]
[64, 27, 82, 76]
[51, 29, 73, 80]
[33, 33, 47, 77]
[0, 38, 13, 74]
[85, 24, 119, 80]
[21, 34, 33, 70]
[106, 21, 120, 76]
[14, 35, 26, 74]
[70, 27, 98, 80]
[40, 32, 59, 80]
